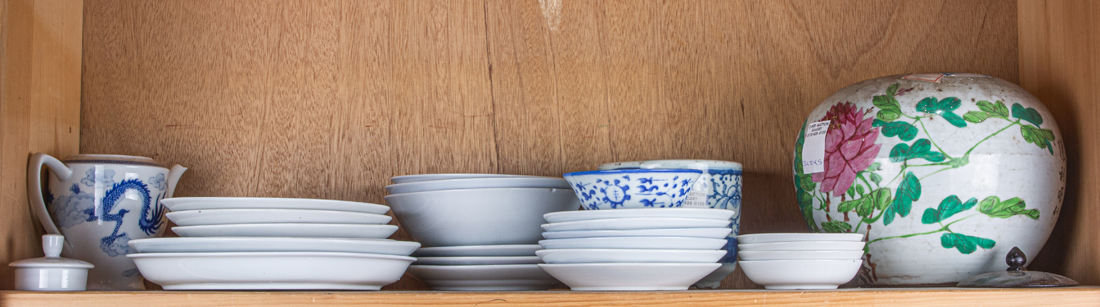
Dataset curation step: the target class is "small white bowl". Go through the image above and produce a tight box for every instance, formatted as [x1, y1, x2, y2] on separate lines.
[738, 241, 865, 251]
[541, 218, 730, 232]
[413, 256, 541, 265]
[737, 233, 863, 244]
[538, 263, 721, 291]
[539, 237, 727, 250]
[536, 249, 726, 264]
[738, 250, 865, 261]
[739, 259, 861, 289]
[543, 208, 735, 223]
[412, 245, 540, 257]
[542, 228, 732, 240]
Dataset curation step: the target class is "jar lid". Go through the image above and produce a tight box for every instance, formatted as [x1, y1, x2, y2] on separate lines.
[957, 247, 1077, 288]
[9, 235, 93, 269]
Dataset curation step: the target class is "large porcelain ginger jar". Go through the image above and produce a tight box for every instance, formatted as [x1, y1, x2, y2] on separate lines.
[792, 73, 1065, 285]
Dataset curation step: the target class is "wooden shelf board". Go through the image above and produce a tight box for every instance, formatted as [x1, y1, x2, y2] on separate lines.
[2, 287, 1099, 306]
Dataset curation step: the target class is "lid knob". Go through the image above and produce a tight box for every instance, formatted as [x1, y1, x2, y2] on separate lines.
[42, 235, 64, 258]
[1006, 246, 1026, 271]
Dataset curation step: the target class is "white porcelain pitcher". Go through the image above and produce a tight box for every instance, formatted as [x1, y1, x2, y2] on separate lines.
[27, 153, 186, 290]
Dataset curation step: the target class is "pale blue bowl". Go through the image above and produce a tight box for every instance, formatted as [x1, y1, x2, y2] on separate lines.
[562, 169, 702, 210]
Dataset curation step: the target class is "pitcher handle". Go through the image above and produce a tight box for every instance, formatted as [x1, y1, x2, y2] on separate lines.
[27, 153, 73, 235]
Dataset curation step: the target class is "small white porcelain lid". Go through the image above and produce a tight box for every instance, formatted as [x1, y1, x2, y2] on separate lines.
[9, 235, 93, 269]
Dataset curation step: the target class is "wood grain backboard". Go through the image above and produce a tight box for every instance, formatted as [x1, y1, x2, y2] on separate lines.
[0, 0, 82, 290]
[1018, 0, 1100, 286]
[81, 0, 1020, 289]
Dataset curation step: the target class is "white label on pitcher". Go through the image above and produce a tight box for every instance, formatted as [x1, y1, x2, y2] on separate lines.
[802, 120, 830, 174]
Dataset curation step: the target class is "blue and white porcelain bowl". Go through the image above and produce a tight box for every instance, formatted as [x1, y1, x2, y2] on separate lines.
[562, 169, 702, 210]
[599, 159, 743, 289]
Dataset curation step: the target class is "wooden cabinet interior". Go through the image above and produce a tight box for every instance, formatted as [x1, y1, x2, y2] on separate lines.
[0, 0, 1095, 294]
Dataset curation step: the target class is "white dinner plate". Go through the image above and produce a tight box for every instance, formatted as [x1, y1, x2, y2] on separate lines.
[539, 237, 727, 250]
[128, 237, 419, 255]
[407, 264, 557, 291]
[162, 197, 389, 215]
[130, 252, 415, 290]
[542, 228, 732, 240]
[412, 245, 541, 257]
[737, 233, 864, 244]
[541, 218, 730, 232]
[414, 256, 541, 265]
[385, 177, 570, 194]
[543, 208, 736, 223]
[738, 241, 866, 251]
[172, 223, 398, 239]
[536, 249, 726, 264]
[390, 174, 536, 184]
[166, 209, 392, 226]
[538, 263, 721, 291]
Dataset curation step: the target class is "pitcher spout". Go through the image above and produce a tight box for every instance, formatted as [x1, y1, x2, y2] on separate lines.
[166, 165, 187, 198]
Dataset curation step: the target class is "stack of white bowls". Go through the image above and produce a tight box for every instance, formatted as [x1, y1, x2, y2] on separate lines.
[536, 208, 733, 290]
[127, 197, 420, 290]
[383, 174, 580, 290]
[738, 233, 866, 289]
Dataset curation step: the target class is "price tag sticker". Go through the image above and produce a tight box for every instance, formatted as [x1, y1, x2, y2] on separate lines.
[802, 120, 830, 174]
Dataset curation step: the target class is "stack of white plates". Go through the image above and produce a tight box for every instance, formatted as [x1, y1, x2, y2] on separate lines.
[385, 174, 579, 290]
[738, 233, 865, 289]
[127, 197, 420, 290]
[407, 244, 557, 290]
[536, 208, 733, 290]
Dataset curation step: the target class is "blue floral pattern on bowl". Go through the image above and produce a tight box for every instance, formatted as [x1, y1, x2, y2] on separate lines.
[563, 169, 703, 210]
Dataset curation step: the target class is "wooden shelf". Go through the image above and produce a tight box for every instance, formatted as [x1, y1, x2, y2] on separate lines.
[3, 287, 1099, 306]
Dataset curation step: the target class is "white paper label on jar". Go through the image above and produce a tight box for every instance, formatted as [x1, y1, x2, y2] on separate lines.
[802, 120, 830, 174]
[682, 173, 710, 208]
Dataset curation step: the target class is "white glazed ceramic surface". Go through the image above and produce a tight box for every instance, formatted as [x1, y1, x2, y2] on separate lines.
[563, 169, 703, 210]
[739, 259, 861, 289]
[385, 177, 570, 194]
[541, 218, 730, 232]
[129, 252, 414, 290]
[794, 74, 1066, 285]
[536, 249, 726, 264]
[598, 159, 744, 289]
[738, 250, 865, 261]
[538, 263, 721, 291]
[390, 174, 536, 184]
[737, 233, 864, 244]
[127, 237, 419, 255]
[165, 209, 392, 226]
[539, 237, 727, 250]
[407, 264, 557, 291]
[413, 256, 541, 265]
[412, 245, 541, 257]
[385, 188, 580, 247]
[541, 228, 732, 240]
[11, 235, 93, 291]
[543, 208, 735, 223]
[738, 241, 866, 251]
[171, 224, 398, 239]
[416, 279, 559, 291]
[162, 197, 389, 215]
[27, 153, 187, 291]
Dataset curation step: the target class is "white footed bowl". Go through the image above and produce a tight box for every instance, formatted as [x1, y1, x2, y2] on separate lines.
[739, 259, 861, 289]
[385, 188, 580, 247]
[536, 249, 726, 264]
[539, 263, 721, 291]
